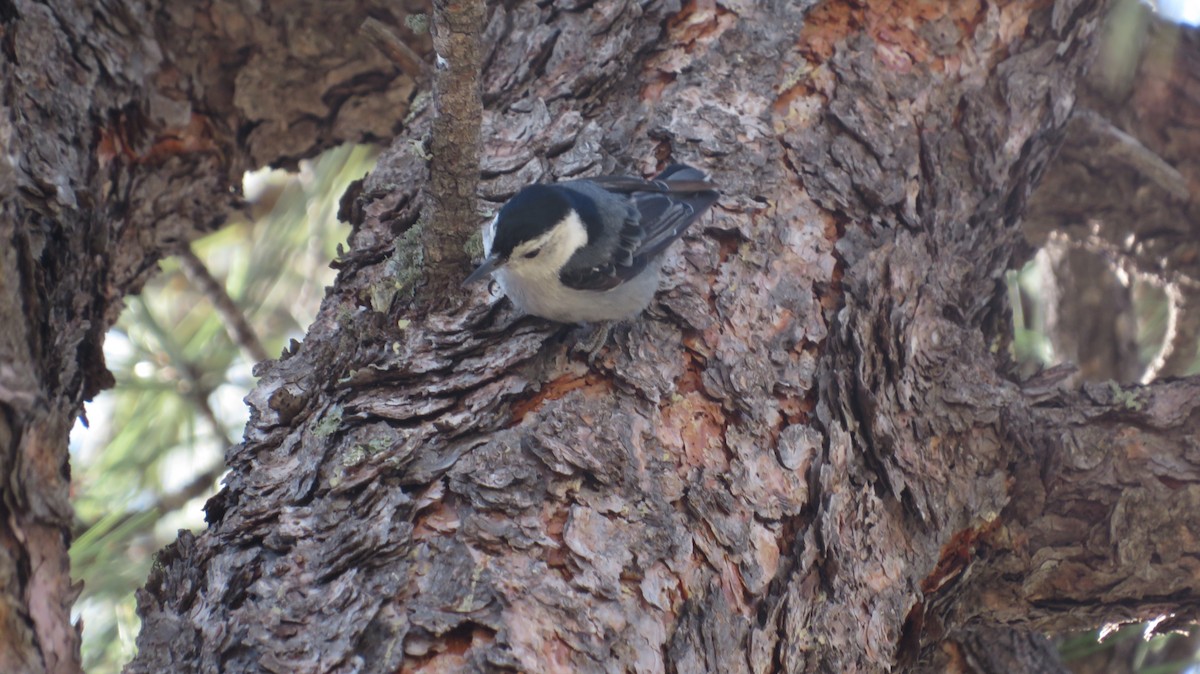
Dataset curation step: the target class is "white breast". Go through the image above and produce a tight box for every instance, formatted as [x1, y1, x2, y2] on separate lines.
[495, 264, 661, 323]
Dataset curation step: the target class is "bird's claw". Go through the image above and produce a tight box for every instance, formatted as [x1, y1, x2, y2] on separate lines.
[572, 322, 613, 365]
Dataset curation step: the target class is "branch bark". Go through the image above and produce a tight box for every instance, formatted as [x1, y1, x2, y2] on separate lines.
[361, 17, 431, 80]
[943, 377, 1200, 633]
[914, 626, 1072, 674]
[423, 0, 485, 298]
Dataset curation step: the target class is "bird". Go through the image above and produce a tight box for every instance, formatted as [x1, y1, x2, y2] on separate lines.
[463, 164, 719, 327]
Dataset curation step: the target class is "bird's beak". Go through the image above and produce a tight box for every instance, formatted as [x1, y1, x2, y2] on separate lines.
[462, 255, 503, 287]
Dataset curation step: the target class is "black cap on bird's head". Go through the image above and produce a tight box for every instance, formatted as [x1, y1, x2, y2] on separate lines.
[490, 185, 574, 259]
[463, 184, 585, 286]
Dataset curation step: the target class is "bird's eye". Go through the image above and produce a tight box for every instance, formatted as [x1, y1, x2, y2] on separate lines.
[523, 248, 541, 259]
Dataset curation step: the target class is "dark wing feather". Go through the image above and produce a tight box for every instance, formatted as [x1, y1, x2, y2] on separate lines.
[559, 166, 719, 292]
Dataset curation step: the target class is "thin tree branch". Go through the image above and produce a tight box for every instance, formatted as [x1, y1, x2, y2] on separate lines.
[176, 245, 270, 364]
[130, 296, 235, 443]
[361, 17, 429, 79]
[1073, 109, 1190, 200]
[73, 462, 225, 541]
[423, 0, 485, 297]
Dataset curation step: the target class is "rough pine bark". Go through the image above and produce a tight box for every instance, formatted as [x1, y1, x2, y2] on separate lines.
[130, 0, 1200, 672]
[1, 1, 426, 672]
[3, 1, 1199, 674]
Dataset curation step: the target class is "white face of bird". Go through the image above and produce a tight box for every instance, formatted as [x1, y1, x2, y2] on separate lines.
[482, 214, 498, 253]
[501, 211, 589, 280]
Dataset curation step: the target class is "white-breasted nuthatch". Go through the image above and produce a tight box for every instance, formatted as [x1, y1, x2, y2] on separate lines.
[463, 164, 719, 324]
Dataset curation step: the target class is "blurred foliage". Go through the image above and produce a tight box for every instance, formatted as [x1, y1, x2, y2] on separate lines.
[1007, 263, 1056, 373]
[69, 144, 377, 673]
[1007, 253, 1182, 381]
[1060, 623, 1200, 674]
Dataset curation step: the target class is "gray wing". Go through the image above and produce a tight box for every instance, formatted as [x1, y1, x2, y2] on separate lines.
[559, 165, 719, 292]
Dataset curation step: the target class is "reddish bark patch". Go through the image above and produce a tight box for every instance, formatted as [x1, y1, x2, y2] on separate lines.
[799, 1, 862, 62]
[920, 515, 1003, 595]
[799, 0, 988, 72]
[412, 501, 460, 539]
[544, 507, 570, 570]
[98, 112, 218, 166]
[643, 0, 735, 102]
[665, 0, 735, 48]
[921, 527, 978, 595]
[659, 391, 728, 471]
[510, 374, 610, 425]
[777, 387, 813, 425]
[708, 228, 741, 265]
[674, 351, 707, 396]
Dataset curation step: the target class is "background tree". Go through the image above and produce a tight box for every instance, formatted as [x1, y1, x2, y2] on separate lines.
[3, 1, 1200, 674]
[68, 145, 376, 671]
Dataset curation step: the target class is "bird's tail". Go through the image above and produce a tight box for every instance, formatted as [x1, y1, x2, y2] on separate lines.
[653, 164, 719, 216]
[654, 163, 714, 189]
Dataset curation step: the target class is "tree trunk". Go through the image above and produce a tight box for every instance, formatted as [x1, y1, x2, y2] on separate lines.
[4, 1, 1199, 673]
[1, 1, 424, 672]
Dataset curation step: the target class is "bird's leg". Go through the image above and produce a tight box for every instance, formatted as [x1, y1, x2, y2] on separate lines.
[571, 321, 613, 365]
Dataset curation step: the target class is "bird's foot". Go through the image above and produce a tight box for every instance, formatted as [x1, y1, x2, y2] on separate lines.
[571, 322, 613, 365]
